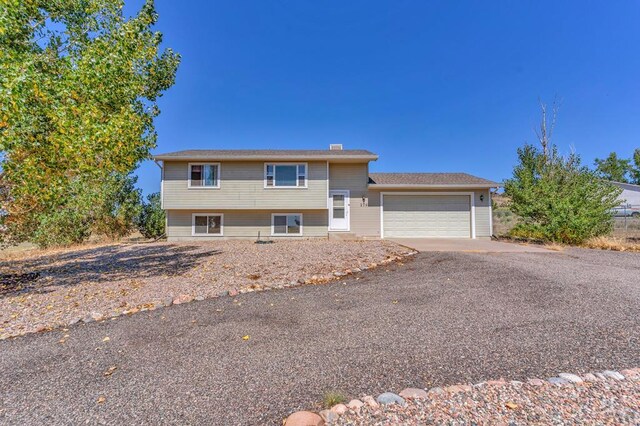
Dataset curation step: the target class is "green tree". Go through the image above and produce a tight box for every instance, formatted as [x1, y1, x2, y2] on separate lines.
[631, 148, 640, 185]
[0, 0, 180, 247]
[136, 192, 164, 239]
[594, 152, 631, 183]
[505, 104, 621, 244]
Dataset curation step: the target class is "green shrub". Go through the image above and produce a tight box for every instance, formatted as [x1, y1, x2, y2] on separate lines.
[504, 144, 621, 245]
[137, 192, 165, 239]
[322, 390, 346, 408]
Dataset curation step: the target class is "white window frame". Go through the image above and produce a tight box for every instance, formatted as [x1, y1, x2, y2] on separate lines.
[271, 213, 303, 236]
[191, 213, 224, 236]
[264, 163, 308, 189]
[188, 162, 221, 189]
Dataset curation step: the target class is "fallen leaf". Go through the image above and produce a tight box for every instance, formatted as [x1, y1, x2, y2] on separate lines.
[392, 300, 398, 304]
[103, 366, 117, 377]
[102, 336, 110, 342]
[242, 335, 250, 341]
[97, 396, 106, 404]
[505, 402, 518, 410]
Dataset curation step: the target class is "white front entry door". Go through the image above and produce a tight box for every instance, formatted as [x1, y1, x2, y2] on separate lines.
[329, 190, 350, 231]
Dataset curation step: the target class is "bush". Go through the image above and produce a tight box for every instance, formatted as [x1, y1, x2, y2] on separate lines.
[504, 144, 621, 245]
[322, 390, 346, 408]
[137, 192, 165, 239]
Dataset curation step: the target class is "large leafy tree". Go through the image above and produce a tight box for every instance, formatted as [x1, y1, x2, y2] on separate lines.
[594, 152, 632, 183]
[0, 0, 180, 246]
[631, 148, 640, 185]
[505, 104, 621, 244]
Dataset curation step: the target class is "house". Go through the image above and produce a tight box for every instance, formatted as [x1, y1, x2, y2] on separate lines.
[154, 146, 499, 241]
[611, 181, 640, 206]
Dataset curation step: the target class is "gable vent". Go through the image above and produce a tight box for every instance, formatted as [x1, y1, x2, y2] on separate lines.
[329, 144, 343, 150]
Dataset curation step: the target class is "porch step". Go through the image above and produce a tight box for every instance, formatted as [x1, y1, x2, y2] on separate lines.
[328, 232, 360, 241]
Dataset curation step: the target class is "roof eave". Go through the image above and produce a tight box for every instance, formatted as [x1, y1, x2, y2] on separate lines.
[368, 183, 501, 189]
[154, 155, 378, 162]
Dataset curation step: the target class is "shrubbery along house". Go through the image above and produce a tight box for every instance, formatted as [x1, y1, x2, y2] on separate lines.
[154, 145, 499, 241]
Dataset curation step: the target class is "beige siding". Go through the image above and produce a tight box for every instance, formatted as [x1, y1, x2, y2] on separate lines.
[474, 190, 492, 238]
[163, 161, 328, 210]
[328, 163, 380, 236]
[166, 210, 328, 240]
[358, 188, 492, 239]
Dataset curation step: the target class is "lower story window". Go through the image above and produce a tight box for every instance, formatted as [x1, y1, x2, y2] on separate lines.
[192, 214, 223, 236]
[272, 214, 302, 236]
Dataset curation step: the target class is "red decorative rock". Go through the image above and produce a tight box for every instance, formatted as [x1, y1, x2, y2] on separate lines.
[172, 294, 194, 305]
[284, 411, 323, 426]
[399, 388, 428, 399]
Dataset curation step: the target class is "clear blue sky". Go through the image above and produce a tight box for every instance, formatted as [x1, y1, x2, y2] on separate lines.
[130, 1, 640, 195]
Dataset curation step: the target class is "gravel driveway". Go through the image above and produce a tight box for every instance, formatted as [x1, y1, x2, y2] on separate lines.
[1, 248, 639, 425]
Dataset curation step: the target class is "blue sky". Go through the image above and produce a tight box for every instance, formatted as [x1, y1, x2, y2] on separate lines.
[130, 1, 640, 195]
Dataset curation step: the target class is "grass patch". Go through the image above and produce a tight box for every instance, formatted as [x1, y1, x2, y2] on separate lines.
[583, 236, 640, 252]
[322, 390, 346, 408]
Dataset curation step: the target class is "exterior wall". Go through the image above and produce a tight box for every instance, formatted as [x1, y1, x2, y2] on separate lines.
[619, 188, 640, 206]
[348, 188, 493, 238]
[328, 163, 379, 236]
[162, 161, 328, 210]
[166, 209, 328, 240]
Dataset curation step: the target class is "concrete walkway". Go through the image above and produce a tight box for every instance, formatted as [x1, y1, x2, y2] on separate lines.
[389, 238, 554, 253]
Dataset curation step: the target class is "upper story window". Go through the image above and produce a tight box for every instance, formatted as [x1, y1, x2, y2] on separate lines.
[188, 163, 220, 188]
[265, 163, 307, 188]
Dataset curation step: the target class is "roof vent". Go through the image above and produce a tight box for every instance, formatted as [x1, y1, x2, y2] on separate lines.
[329, 144, 343, 151]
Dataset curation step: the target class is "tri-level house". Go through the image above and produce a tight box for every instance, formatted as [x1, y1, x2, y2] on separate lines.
[154, 145, 499, 241]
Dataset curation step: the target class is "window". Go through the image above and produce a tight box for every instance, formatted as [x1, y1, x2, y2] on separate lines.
[188, 163, 219, 188]
[271, 214, 302, 235]
[265, 163, 307, 188]
[192, 214, 223, 236]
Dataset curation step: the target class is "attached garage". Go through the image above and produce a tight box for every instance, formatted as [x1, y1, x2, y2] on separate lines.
[381, 192, 475, 238]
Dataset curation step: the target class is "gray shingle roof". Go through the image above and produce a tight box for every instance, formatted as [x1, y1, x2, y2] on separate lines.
[154, 149, 378, 161]
[368, 173, 499, 187]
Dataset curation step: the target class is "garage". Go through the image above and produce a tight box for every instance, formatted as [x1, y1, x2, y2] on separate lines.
[382, 193, 473, 238]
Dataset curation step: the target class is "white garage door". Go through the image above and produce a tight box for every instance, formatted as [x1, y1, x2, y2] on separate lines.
[383, 194, 471, 238]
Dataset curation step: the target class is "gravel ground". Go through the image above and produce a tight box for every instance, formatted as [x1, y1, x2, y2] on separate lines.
[0, 247, 638, 425]
[337, 377, 640, 425]
[0, 240, 407, 338]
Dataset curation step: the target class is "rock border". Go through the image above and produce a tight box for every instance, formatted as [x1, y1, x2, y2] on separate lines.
[0, 250, 418, 340]
[283, 367, 640, 425]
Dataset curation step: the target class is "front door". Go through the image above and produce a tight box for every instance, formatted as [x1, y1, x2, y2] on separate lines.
[329, 190, 350, 231]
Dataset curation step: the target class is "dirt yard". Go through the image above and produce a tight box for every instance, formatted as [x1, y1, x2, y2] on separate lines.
[0, 240, 408, 338]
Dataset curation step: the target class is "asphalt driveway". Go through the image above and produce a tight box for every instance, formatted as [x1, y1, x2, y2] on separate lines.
[1, 248, 639, 425]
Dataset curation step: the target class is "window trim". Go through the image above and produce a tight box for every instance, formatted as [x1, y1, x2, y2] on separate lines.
[271, 213, 303, 236]
[188, 162, 221, 189]
[191, 213, 224, 236]
[264, 163, 308, 189]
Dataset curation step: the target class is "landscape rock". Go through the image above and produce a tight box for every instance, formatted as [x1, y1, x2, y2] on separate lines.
[399, 388, 428, 399]
[172, 294, 194, 305]
[527, 378, 545, 386]
[621, 369, 639, 378]
[284, 411, 323, 426]
[195, 295, 205, 301]
[582, 373, 598, 382]
[330, 404, 347, 415]
[362, 395, 379, 409]
[162, 297, 173, 307]
[548, 377, 569, 385]
[376, 392, 406, 406]
[602, 370, 625, 380]
[346, 399, 364, 410]
[319, 409, 338, 423]
[428, 387, 444, 395]
[559, 373, 583, 383]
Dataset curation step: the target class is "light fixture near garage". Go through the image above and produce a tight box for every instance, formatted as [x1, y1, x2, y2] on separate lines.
[479, 194, 484, 202]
